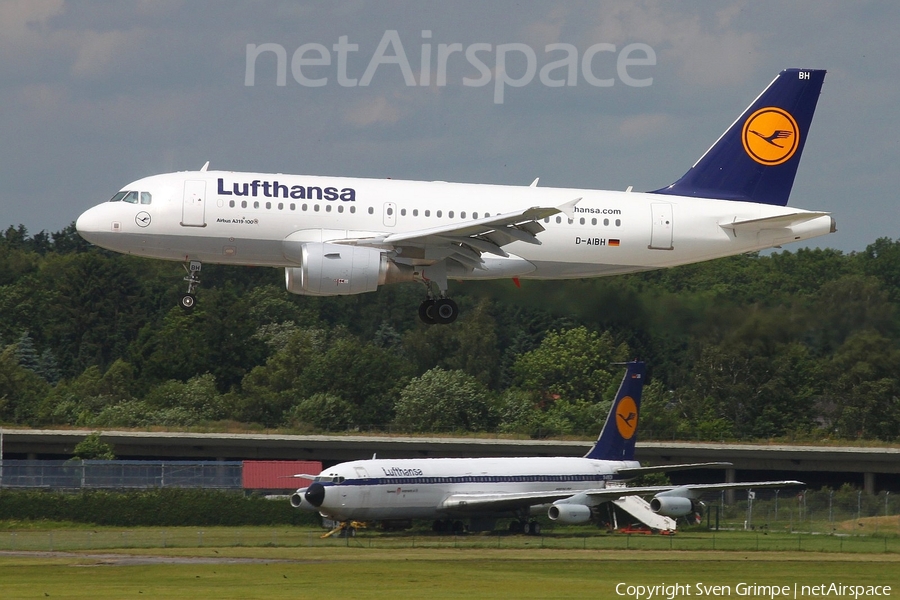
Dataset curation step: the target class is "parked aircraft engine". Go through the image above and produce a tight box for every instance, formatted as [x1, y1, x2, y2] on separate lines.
[290, 488, 316, 511]
[284, 243, 411, 296]
[649, 495, 695, 517]
[547, 503, 592, 524]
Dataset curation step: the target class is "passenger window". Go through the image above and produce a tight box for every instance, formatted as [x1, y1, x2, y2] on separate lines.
[140, 192, 152, 205]
[460, 211, 465, 219]
[123, 191, 139, 204]
[592, 218, 597, 225]
[401, 208, 406, 216]
[448, 211, 454, 218]
[368, 206, 373, 214]
[241, 201, 247, 208]
[290, 203, 296, 210]
[425, 210, 430, 217]
[350, 206, 356, 213]
[314, 205, 320, 212]
[603, 218, 609, 226]
[326, 205, 332, 212]
[253, 201, 260, 209]
[278, 203, 283, 210]
[615, 219, 621, 226]
[473, 212, 478, 219]
[413, 209, 418, 216]
[580, 217, 585, 225]
[265, 202, 271, 209]
[109, 191, 128, 203]
[556, 216, 561, 224]
[229, 200, 235, 208]
[338, 205, 344, 213]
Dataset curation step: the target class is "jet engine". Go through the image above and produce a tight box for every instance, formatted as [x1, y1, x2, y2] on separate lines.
[547, 503, 592, 524]
[649, 495, 695, 517]
[290, 488, 318, 511]
[284, 243, 388, 296]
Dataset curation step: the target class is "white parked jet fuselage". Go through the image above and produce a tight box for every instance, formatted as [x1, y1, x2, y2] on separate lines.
[299, 456, 636, 522]
[75, 69, 832, 322]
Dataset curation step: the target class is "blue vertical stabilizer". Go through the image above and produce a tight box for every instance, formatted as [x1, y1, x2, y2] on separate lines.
[584, 361, 646, 461]
[651, 69, 826, 206]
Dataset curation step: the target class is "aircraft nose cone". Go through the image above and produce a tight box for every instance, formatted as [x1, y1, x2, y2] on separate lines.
[305, 483, 326, 507]
[75, 205, 104, 241]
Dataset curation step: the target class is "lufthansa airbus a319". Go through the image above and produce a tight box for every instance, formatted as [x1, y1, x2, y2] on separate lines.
[76, 69, 833, 324]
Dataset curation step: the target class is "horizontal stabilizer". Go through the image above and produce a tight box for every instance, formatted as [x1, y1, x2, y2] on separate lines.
[617, 462, 733, 477]
[720, 212, 830, 232]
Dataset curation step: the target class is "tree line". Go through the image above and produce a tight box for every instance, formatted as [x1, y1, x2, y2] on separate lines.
[1, 223, 899, 441]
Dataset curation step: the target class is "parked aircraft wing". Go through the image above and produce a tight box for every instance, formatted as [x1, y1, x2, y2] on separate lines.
[441, 480, 804, 514]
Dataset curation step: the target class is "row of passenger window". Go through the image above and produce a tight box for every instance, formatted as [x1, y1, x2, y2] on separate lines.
[226, 200, 623, 227]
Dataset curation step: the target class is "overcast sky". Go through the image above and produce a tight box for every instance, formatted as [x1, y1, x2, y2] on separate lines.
[1, 1, 897, 252]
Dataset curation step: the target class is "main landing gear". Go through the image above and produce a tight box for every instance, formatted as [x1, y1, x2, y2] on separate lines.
[418, 296, 459, 325]
[180, 260, 202, 311]
[416, 264, 459, 325]
[508, 520, 542, 535]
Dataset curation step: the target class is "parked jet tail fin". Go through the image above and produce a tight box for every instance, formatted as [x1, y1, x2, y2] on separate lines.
[584, 360, 645, 461]
[651, 69, 826, 206]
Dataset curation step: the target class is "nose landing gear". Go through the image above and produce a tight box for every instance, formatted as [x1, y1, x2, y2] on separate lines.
[180, 260, 202, 311]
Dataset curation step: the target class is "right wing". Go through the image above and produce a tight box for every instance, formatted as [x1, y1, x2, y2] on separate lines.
[440, 480, 804, 514]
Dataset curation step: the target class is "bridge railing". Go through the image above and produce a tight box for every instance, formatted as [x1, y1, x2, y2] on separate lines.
[0, 460, 243, 490]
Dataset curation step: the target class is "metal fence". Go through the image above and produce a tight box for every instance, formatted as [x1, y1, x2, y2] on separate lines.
[0, 460, 243, 490]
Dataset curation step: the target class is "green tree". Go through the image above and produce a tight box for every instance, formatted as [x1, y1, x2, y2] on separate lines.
[393, 368, 496, 433]
[512, 327, 629, 403]
[72, 432, 116, 460]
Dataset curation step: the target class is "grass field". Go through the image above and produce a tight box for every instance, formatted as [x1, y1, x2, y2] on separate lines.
[1, 525, 899, 599]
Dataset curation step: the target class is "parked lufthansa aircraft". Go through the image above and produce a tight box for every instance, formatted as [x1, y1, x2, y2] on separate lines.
[76, 69, 832, 323]
[290, 361, 803, 535]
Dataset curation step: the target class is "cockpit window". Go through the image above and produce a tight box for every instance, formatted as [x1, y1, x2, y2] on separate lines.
[109, 191, 128, 203]
[123, 191, 139, 204]
[141, 192, 152, 205]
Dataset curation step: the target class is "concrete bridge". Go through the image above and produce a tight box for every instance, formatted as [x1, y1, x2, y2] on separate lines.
[2, 428, 897, 494]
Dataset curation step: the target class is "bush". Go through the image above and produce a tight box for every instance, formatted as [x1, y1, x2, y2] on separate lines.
[0, 489, 319, 527]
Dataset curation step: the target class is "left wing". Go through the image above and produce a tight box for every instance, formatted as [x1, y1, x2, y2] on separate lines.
[339, 197, 582, 270]
[441, 480, 803, 514]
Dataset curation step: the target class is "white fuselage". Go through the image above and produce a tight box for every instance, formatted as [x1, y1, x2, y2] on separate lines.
[75, 170, 834, 279]
[306, 456, 638, 521]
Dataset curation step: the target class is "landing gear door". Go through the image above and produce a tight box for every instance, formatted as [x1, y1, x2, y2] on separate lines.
[182, 180, 207, 227]
[649, 202, 673, 250]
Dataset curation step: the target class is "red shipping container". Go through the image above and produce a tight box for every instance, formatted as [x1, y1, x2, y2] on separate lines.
[242, 460, 322, 489]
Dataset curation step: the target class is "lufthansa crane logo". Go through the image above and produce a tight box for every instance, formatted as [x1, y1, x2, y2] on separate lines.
[615, 396, 638, 440]
[741, 107, 800, 166]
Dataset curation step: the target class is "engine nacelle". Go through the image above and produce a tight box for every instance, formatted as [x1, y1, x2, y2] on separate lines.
[290, 488, 316, 511]
[547, 503, 592, 524]
[650, 495, 694, 517]
[285, 243, 388, 296]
